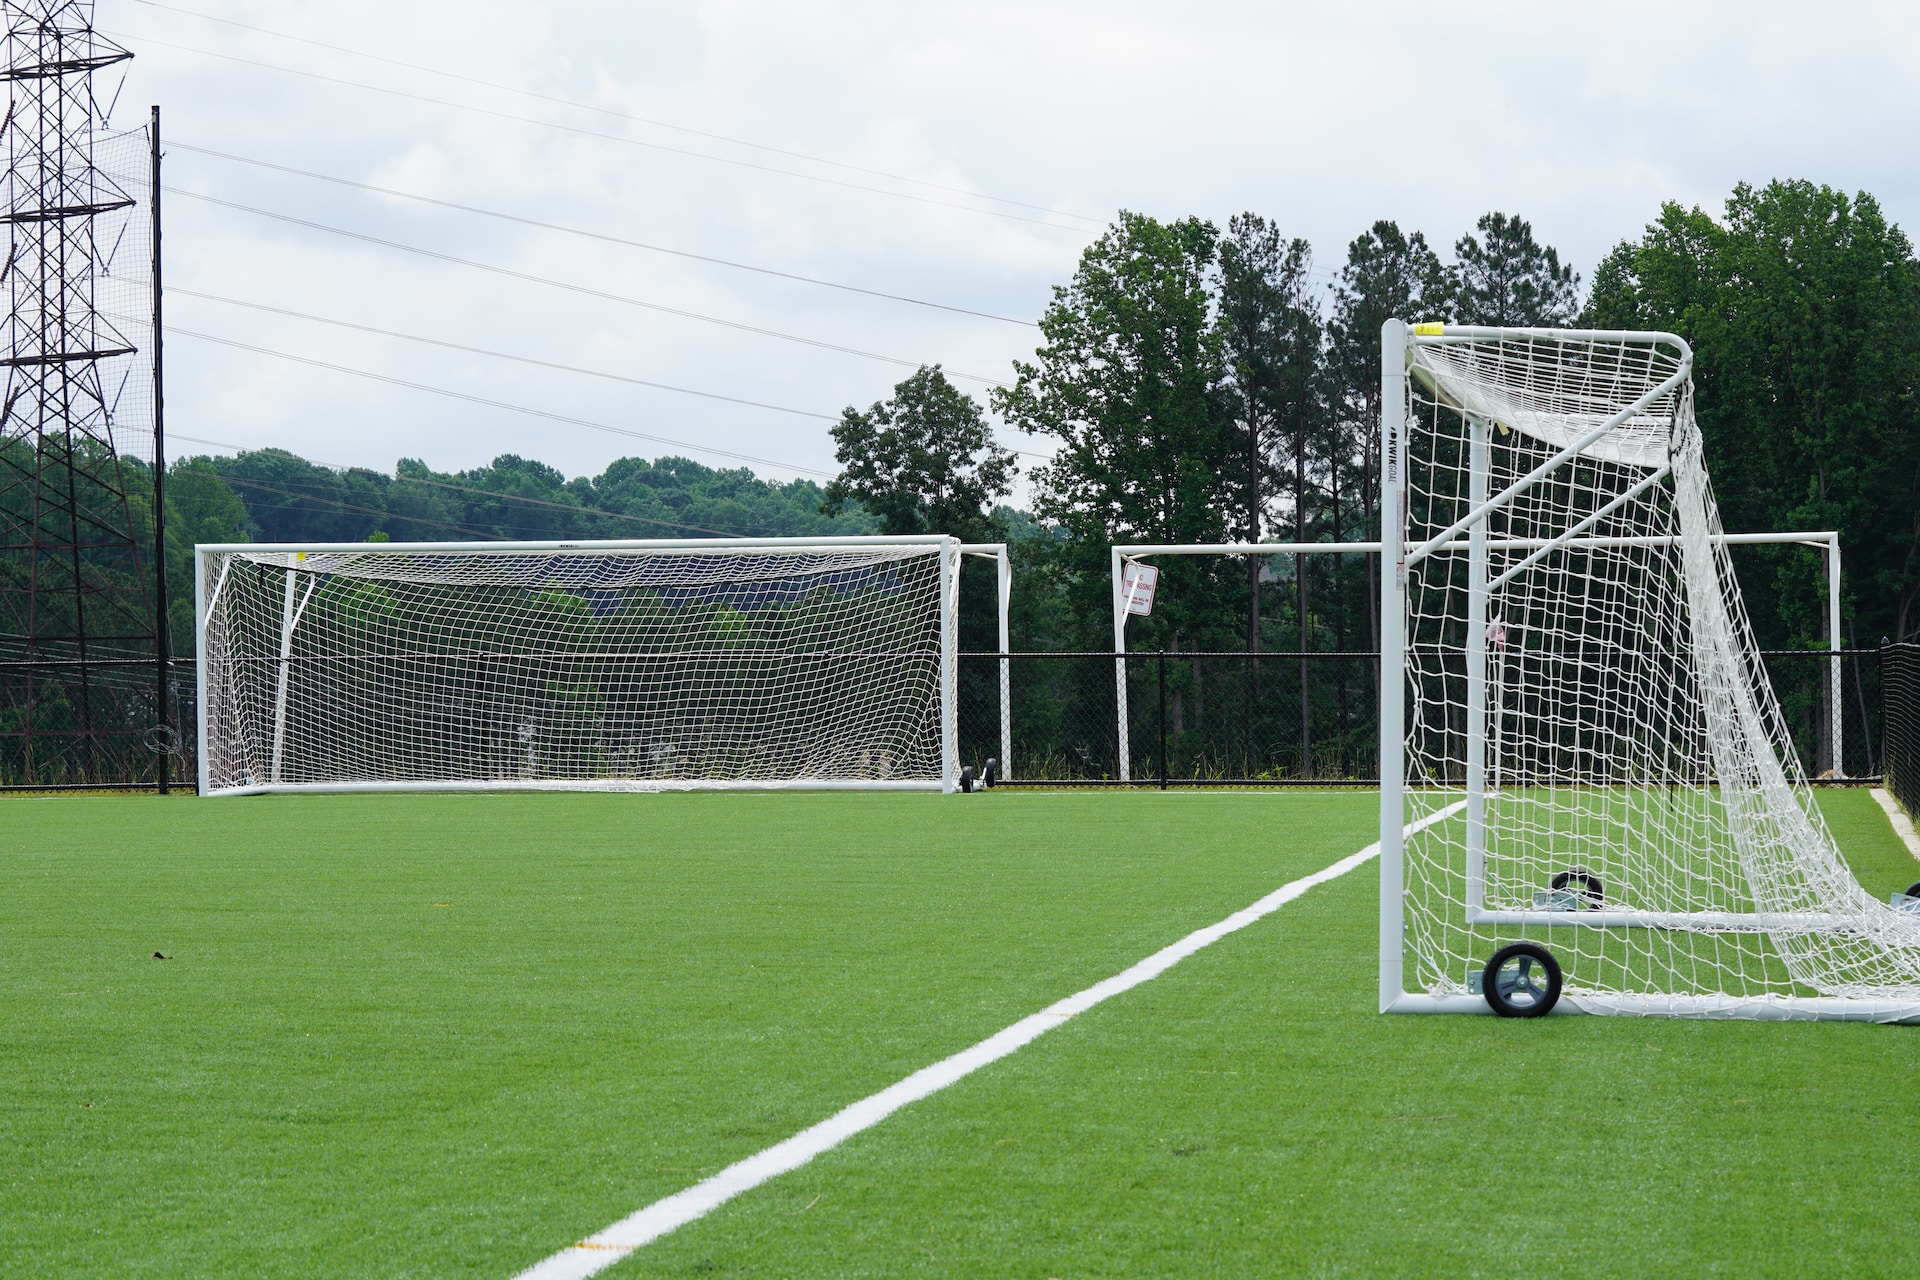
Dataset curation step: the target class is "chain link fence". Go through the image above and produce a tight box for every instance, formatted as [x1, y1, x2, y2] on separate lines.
[0, 646, 1895, 793]
[962, 648, 1887, 787]
[1885, 643, 1919, 816]
[960, 651, 1380, 785]
[0, 657, 196, 790]
[1754, 649, 1882, 783]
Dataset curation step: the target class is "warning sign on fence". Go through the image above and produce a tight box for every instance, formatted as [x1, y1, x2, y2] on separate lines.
[1121, 561, 1159, 616]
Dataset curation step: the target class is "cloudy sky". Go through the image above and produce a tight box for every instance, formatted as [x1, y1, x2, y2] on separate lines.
[97, 0, 1920, 497]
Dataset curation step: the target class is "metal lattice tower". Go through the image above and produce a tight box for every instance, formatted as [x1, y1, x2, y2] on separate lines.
[0, 0, 163, 787]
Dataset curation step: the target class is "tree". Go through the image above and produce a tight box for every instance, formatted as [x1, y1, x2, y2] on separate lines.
[994, 211, 1235, 650]
[821, 364, 1015, 543]
[1217, 217, 1324, 768]
[422, 454, 587, 541]
[1454, 212, 1580, 326]
[165, 460, 251, 551]
[1326, 221, 1450, 653]
[1586, 181, 1920, 655]
[162, 461, 253, 655]
[591, 456, 865, 538]
[824, 365, 1015, 727]
[198, 448, 379, 543]
[1217, 213, 1315, 654]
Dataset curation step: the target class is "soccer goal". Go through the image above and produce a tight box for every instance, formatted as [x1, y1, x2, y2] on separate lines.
[195, 536, 1010, 796]
[1110, 530, 1843, 785]
[1108, 540, 1376, 783]
[1379, 321, 1920, 1022]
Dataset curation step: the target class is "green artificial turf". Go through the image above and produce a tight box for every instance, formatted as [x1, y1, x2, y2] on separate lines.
[628, 786, 1920, 1279]
[4, 788, 1916, 1278]
[0, 789, 1374, 1278]
[1822, 786, 1920, 898]
[1396, 787, 1920, 998]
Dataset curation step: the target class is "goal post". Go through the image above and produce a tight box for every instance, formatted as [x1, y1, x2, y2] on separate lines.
[964, 541, 1015, 781]
[1109, 541, 1378, 783]
[195, 535, 1010, 796]
[1379, 320, 1920, 1022]
[1110, 532, 1844, 786]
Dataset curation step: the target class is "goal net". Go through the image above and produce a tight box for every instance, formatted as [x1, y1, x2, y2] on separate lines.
[196, 537, 963, 794]
[1381, 322, 1920, 1021]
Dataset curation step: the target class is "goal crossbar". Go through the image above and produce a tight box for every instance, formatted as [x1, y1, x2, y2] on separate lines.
[1401, 357, 1694, 568]
[195, 535, 961, 555]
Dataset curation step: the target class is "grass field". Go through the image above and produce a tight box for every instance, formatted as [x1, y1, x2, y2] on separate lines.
[3, 787, 1917, 1277]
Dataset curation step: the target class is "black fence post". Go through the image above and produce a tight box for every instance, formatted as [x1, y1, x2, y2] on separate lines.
[1157, 651, 1168, 790]
[1245, 652, 1255, 781]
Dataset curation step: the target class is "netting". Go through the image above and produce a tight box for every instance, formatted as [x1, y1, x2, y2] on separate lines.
[198, 540, 958, 792]
[0, 122, 157, 467]
[1393, 327, 1920, 1014]
[1887, 644, 1920, 819]
[92, 125, 157, 470]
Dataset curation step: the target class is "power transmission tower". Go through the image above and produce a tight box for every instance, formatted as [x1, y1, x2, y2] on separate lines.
[0, 0, 166, 788]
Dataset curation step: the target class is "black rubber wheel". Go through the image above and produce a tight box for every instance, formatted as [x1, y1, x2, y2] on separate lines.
[1551, 868, 1605, 908]
[1482, 942, 1562, 1018]
[982, 757, 998, 788]
[1905, 881, 1920, 900]
[959, 766, 975, 794]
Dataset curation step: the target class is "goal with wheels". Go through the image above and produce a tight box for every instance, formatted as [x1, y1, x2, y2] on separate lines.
[194, 536, 1001, 795]
[1379, 321, 1920, 1022]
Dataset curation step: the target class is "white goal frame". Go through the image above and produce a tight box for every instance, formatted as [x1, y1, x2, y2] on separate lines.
[195, 535, 1011, 797]
[1112, 533, 1842, 786]
[1376, 320, 1917, 1023]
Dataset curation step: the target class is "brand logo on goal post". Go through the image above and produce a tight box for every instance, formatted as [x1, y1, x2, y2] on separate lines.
[1121, 561, 1158, 616]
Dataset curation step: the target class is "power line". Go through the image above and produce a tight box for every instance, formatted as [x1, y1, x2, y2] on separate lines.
[169, 288, 839, 421]
[130, 0, 1103, 226]
[169, 431, 751, 537]
[166, 288, 1053, 461]
[234, 474, 740, 540]
[166, 185, 1011, 386]
[394, 473, 740, 537]
[170, 143, 1040, 327]
[226, 476, 717, 542]
[113, 27, 1097, 234]
[212, 473, 511, 540]
[166, 325, 839, 477]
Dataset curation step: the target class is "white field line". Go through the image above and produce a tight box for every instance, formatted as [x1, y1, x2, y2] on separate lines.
[1871, 788, 1920, 862]
[510, 800, 1466, 1280]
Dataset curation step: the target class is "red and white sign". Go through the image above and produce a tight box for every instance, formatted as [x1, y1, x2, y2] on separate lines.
[1121, 561, 1159, 616]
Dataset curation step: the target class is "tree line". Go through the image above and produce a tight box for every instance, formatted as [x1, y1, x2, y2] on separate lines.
[14, 178, 1906, 781]
[138, 449, 868, 654]
[834, 187, 1920, 659]
[147, 179, 1919, 672]
[834, 210, 1586, 676]
[825, 183, 1918, 775]
[827, 209, 1596, 773]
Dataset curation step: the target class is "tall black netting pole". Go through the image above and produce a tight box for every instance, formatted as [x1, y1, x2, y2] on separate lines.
[149, 102, 168, 792]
